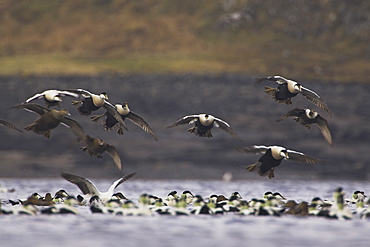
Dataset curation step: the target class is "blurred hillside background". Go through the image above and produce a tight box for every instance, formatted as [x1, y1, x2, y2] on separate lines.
[0, 0, 369, 180]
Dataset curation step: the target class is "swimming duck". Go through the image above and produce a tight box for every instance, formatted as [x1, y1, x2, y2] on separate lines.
[13, 103, 83, 138]
[61, 171, 136, 204]
[167, 113, 240, 139]
[254, 76, 331, 116]
[238, 145, 319, 179]
[276, 108, 333, 146]
[328, 187, 353, 220]
[190, 195, 213, 215]
[24, 89, 79, 108]
[53, 189, 69, 203]
[91, 102, 157, 140]
[346, 190, 367, 204]
[41, 196, 79, 215]
[181, 190, 195, 204]
[0, 119, 23, 132]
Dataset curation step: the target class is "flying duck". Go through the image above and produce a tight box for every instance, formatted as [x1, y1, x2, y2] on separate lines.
[13, 103, 84, 138]
[238, 145, 319, 179]
[0, 119, 23, 132]
[24, 89, 79, 108]
[254, 76, 331, 116]
[276, 108, 333, 146]
[61, 171, 136, 204]
[72, 128, 124, 170]
[68, 89, 128, 127]
[167, 113, 240, 139]
[91, 102, 157, 140]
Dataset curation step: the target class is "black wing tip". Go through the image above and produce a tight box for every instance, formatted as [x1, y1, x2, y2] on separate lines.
[166, 124, 177, 129]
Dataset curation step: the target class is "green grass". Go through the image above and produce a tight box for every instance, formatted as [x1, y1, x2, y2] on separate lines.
[1, 1, 368, 82]
[0, 53, 255, 76]
[1, 51, 368, 84]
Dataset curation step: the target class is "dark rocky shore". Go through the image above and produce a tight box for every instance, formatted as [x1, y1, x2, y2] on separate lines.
[0, 74, 369, 180]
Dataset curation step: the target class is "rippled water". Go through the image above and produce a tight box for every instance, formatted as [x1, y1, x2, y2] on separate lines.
[1, 178, 370, 247]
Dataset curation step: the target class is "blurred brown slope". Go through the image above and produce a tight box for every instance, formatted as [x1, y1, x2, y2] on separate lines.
[0, 0, 369, 82]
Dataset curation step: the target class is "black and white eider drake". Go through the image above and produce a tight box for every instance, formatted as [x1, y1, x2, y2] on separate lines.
[238, 145, 319, 179]
[276, 108, 333, 146]
[24, 89, 79, 108]
[68, 89, 109, 115]
[167, 113, 240, 139]
[68, 89, 127, 127]
[254, 76, 331, 116]
[91, 102, 157, 141]
[61, 171, 136, 204]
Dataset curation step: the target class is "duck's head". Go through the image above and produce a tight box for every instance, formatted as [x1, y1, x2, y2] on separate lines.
[115, 102, 130, 115]
[199, 114, 214, 126]
[60, 109, 71, 116]
[293, 83, 302, 92]
[305, 109, 318, 119]
[53, 95, 62, 102]
[271, 146, 289, 160]
[99, 92, 108, 100]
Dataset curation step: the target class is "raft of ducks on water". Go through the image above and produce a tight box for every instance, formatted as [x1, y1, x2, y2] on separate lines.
[0, 173, 369, 220]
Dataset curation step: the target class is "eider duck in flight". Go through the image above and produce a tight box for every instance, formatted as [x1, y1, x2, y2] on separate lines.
[167, 113, 240, 139]
[61, 171, 136, 204]
[276, 108, 333, 146]
[0, 119, 23, 132]
[254, 76, 331, 117]
[24, 89, 79, 108]
[91, 102, 158, 141]
[13, 103, 83, 138]
[69, 125, 124, 170]
[67, 89, 128, 129]
[238, 145, 319, 179]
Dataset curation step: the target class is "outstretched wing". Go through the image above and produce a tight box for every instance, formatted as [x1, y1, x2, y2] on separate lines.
[276, 108, 305, 122]
[25, 90, 79, 103]
[254, 77, 270, 87]
[65, 89, 93, 98]
[113, 172, 137, 190]
[237, 145, 270, 155]
[61, 116, 87, 143]
[214, 117, 241, 140]
[103, 101, 129, 131]
[254, 76, 288, 87]
[13, 103, 50, 116]
[105, 144, 122, 170]
[61, 172, 99, 195]
[25, 92, 46, 103]
[316, 115, 333, 146]
[57, 90, 80, 98]
[166, 115, 200, 128]
[286, 149, 319, 164]
[126, 111, 158, 141]
[0, 119, 23, 132]
[300, 87, 331, 117]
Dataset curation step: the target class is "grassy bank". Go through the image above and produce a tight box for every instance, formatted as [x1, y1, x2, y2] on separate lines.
[0, 0, 369, 82]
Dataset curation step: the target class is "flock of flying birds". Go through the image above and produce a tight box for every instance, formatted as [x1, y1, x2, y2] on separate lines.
[2, 75, 368, 220]
[0, 75, 333, 179]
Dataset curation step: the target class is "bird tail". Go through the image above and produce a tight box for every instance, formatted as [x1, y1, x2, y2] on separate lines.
[246, 162, 259, 172]
[188, 127, 212, 138]
[77, 106, 91, 116]
[264, 86, 292, 105]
